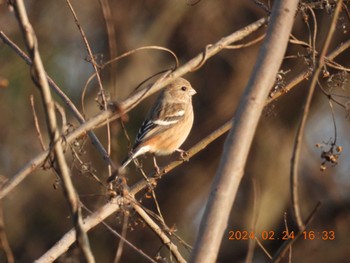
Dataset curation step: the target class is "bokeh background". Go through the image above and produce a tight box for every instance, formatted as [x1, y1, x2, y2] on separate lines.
[0, 0, 350, 262]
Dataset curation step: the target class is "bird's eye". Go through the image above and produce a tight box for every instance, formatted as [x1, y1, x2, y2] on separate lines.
[181, 86, 187, 91]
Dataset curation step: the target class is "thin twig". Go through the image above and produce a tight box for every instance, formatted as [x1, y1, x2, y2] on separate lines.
[132, 202, 186, 263]
[81, 47, 179, 120]
[135, 203, 192, 252]
[30, 95, 46, 151]
[35, 194, 154, 263]
[326, 87, 338, 145]
[343, 2, 350, 22]
[113, 212, 128, 263]
[65, 0, 105, 102]
[255, 237, 272, 259]
[98, 0, 118, 90]
[282, 212, 292, 263]
[55, 102, 68, 134]
[0, 187, 14, 263]
[307, 6, 318, 64]
[81, 202, 158, 263]
[272, 202, 321, 263]
[290, 4, 320, 231]
[268, 37, 350, 104]
[101, 218, 158, 263]
[327, 38, 350, 59]
[81, 46, 179, 124]
[290, 0, 343, 231]
[289, 33, 350, 72]
[98, 0, 119, 180]
[245, 179, 259, 263]
[253, 0, 271, 14]
[0, 31, 117, 170]
[11, 1, 95, 262]
[224, 33, 266, 49]
[65, 0, 113, 184]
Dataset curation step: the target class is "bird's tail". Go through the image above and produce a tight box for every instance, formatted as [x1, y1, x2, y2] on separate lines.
[107, 155, 133, 183]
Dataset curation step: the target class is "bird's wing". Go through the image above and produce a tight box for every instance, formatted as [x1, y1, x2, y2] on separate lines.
[134, 102, 186, 146]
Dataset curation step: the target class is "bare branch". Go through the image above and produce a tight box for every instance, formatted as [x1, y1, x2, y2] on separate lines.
[0, 183, 14, 263]
[113, 212, 128, 263]
[35, 198, 122, 263]
[65, 0, 113, 182]
[0, 31, 117, 169]
[245, 180, 259, 263]
[30, 95, 46, 151]
[290, 0, 343, 231]
[272, 202, 321, 263]
[132, 202, 186, 263]
[11, 0, 95, 261]
[98, 0, 118, 90]
[190, 1, 299, 262]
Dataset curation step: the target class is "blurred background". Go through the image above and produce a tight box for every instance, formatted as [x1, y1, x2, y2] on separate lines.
[0, 0, 350, 262]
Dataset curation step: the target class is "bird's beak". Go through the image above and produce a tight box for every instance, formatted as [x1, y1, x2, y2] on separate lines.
[190, 88, 197, 96]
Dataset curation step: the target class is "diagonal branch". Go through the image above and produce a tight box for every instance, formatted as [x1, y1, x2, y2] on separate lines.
[65, 0, 114, 180]
[132, 202, 186, 263]
[0, 31, 116, 170]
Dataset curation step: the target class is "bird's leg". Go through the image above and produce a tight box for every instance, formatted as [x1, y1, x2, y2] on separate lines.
[176, 149, 189, 161]
[152, 155, 161, 175]
[107, 171, 127, 199]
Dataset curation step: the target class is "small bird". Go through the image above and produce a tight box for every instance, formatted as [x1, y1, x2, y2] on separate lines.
[108, 77, 196, 182]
